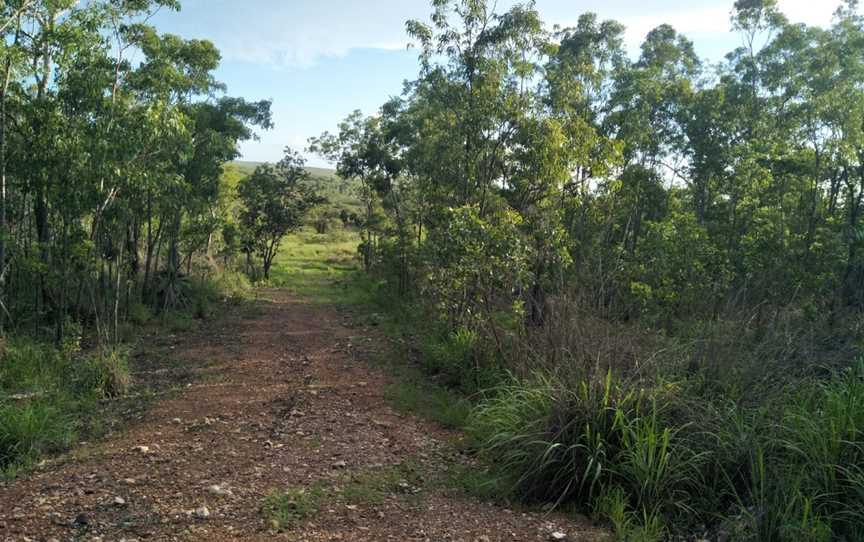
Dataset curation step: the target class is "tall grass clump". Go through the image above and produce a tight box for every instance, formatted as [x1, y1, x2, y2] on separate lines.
[733, 363, 864, 541]
[468, 371, 707, 537]
[0, 339, 132, 473]
[464, 361, 864, 541]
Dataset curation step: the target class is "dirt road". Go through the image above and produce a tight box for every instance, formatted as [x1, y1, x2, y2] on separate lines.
[0, 290, 605, 541]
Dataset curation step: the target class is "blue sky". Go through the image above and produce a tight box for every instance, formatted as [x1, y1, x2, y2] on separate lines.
[150, 0, 846, 167]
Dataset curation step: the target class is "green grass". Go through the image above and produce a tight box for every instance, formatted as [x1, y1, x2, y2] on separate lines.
[0, 340, 134, 475]
[269, 228, 370, 304]
[262, 463, 426, 531]
[338, 461, 425, 505]
[262, 484, 327, 531]
[459, 363, 864, 541]
[384, 372, 473, 430]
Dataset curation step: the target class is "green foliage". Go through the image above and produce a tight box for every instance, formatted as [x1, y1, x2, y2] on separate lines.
[425, 207, 531, 334]
[0, 0, 272, 345]
[597, 486, 665, 542]
[0, 399, 76, 476]
[739, 364, 864, 541]
[419, 327, 504, 392]
[463, 364, 864, 540]
[128, 302, 154, 326]
[80, 348, 133, 399]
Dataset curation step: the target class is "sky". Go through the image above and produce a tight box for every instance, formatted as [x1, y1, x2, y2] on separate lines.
[150, 0, 847, 167]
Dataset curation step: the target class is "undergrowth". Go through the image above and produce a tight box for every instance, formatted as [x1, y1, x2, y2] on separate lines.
[466, 365, 864, 541]
[0, 340, 131, 475]
[0, 271, 243, 477]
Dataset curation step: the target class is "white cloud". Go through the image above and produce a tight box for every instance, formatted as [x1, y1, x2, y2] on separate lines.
[162, 0, 425, 68]
[780, 0, 839, 27]
[616, 4, 731, 50]
[549, 0, 853, 59]
[160, 0, 855, 69]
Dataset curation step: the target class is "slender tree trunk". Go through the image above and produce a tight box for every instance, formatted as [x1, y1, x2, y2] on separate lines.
[114, 241, 124, 344]
[0, 34, 13, 332]
[143, 193, 161, 302]
[33, 12, 54, 317]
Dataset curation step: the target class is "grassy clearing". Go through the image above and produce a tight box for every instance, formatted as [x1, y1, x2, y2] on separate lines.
[269, 228, 371, 305]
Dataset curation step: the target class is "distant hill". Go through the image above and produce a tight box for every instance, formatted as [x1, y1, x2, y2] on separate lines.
[229, 161, 339, 182]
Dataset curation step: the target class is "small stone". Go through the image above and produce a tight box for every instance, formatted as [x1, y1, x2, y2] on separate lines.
[122, 478, 136, 485]
[331, 460, 347, 469]
[207, 484, 233, 497]
[113, 496, 126, 506]
[74, 513, 90, 526]
[194, 506, 210, 519]
[171, 418, 182, 424]
[550, 533, 568, 541]
[132, 445, 150, 454]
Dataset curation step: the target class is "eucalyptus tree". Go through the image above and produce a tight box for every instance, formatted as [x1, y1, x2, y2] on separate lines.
[405, 0, 546, 213]
[0, 0, 272, 341]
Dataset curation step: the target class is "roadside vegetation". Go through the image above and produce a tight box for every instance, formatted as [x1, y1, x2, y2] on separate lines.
[304, 0, 864, 540]
[0, 1, 314, 476]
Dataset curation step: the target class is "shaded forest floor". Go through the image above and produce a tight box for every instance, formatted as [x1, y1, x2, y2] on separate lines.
[0, 233, 607, 541]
